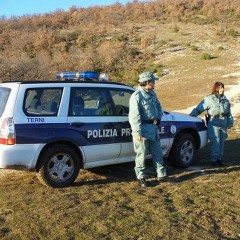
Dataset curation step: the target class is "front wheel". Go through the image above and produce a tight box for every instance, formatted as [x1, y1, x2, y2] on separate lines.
[37, 145, 80, 188]
[169, 133, 196, 167]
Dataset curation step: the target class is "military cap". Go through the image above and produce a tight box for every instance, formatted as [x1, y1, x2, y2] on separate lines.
[138, 71, 159, 83]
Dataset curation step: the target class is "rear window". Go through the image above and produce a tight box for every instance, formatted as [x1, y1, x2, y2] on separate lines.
[24, 88, 63, 116]
[0, 87, 11, 117]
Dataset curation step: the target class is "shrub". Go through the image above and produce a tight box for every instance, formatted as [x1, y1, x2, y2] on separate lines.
[159, 40, 167, 46]
[201, 53, 215, 60]
[173, 26, 180, 33]
[112, 34, 129, 43]
[169, 43, 179, 48]
[128, 48, 141, 58]
[226, 28, 238, 38]
[190, 45, 199, 51]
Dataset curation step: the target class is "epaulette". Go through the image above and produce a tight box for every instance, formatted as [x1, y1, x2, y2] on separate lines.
[132, 89, 141, 97]
[135, 89, 140, 95]
[204, 94, 213, 100]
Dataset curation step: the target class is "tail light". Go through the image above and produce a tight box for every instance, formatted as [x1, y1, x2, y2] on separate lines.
[0, 118, 16, 145]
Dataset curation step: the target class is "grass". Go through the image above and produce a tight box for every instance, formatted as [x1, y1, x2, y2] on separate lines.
[0, 126, 240, 239]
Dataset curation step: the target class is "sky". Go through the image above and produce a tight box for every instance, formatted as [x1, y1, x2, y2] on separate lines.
[0, 0, 134, 18]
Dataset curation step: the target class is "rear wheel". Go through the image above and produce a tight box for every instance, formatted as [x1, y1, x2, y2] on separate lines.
[37, 145, 80, 188]
[169, 133, 196, 167]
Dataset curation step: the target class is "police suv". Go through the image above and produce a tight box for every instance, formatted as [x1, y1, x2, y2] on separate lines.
[0, 71, 207, 187]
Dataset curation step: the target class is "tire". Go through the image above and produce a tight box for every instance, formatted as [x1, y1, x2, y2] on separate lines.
[37, 145, 80, 188]
[169, 133, 196, 167]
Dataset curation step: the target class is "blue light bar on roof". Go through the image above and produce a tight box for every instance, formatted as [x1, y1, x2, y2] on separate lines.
[80, 71, 99, 80]
[56, 71, 100, 81]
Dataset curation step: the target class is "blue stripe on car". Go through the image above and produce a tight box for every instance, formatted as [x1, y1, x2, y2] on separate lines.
[15, 120, 206, 146]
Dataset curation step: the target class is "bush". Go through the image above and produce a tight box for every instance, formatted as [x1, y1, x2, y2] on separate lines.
[190, 45, 199, 51]
[112, 34, 129, 43]
[128, 48, 141, 58]
[173, 26, 180, 33]
[201, 53, 215, 60]
[226, 28, 238, 38]
[169, 43, 179, 48]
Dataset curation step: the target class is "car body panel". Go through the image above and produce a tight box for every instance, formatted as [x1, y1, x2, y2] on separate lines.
[0, 81, 207, 171]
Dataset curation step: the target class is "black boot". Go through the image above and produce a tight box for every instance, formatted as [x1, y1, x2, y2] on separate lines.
[216, 159, 224, 166]
[211, 161, 218, 167]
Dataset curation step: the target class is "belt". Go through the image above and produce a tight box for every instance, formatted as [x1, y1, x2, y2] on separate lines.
[209, 114, 226, 120]
[142, 119, 158, 125]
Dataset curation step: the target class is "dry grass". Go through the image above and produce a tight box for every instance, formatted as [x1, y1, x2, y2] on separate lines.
[0, 141, 239, 240]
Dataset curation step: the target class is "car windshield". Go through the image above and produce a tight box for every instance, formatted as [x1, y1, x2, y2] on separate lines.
[0, 87, 11, 117]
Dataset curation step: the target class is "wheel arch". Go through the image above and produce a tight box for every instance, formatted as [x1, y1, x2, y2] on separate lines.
[168, 128, 199, 167]
[35, 140, 84, 172]
[172, 128, 200, 150]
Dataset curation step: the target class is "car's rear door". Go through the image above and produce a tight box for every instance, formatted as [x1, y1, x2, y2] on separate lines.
[109, 87, 134, 158]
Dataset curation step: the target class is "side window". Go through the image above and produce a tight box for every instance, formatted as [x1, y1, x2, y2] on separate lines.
[110, 89, 133, 116]
[24, 88, 63, 116]
[69, 88, 114, 116]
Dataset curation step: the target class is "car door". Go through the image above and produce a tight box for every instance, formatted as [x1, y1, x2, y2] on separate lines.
[67, 87, 121, 163]
[109, 88, 134, 158]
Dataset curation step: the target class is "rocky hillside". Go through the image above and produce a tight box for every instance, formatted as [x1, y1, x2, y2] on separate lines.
[0, 0, 240, 88]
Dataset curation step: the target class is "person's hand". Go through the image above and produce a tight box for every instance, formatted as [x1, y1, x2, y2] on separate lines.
[137, 135, 145, 141]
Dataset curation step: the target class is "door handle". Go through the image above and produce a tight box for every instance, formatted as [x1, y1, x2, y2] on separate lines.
[70, 122, 83, 127]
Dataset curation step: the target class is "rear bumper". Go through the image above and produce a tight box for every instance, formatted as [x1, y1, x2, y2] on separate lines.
[0, 144, 44, 170]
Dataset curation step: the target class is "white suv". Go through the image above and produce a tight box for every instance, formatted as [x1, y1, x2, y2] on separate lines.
[0, 71, 207, 187]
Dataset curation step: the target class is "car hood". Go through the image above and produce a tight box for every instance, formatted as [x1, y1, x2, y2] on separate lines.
[165, 111, 204, 122]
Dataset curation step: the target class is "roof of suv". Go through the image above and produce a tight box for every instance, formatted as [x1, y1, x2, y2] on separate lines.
[2, 80, 128, 86]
